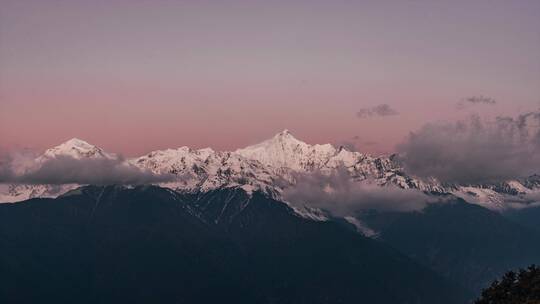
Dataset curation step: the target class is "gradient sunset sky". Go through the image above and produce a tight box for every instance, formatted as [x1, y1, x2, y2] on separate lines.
[1, 0, 539, 156]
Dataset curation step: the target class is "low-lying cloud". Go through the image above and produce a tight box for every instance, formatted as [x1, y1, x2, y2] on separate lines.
[398, 111, 540, 184]
[283, 169, 434, 216]
[357, 104, 399, 119]
[0, 154, 175, 185]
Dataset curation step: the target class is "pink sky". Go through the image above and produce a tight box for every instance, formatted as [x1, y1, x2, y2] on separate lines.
[1, 0, 539, 156]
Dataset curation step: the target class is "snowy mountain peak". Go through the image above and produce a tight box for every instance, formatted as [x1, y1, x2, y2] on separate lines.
[271, 129, 302, 144]
[235, 131, 445, 193]
[236, 130, 337, 171]
[42, 138, 112, 160]
[61, 138, 94, 149]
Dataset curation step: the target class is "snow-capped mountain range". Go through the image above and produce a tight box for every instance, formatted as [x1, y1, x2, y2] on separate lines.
[1, 130, 539, 213]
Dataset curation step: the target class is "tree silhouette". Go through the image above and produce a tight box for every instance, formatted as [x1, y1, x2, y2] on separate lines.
[475, 265, 540, 304]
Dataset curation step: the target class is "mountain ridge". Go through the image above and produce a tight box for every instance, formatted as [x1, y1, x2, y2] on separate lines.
[1, 130, 539, 214]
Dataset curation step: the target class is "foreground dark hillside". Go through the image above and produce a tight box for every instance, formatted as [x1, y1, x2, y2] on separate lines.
[0, 186, 468, 304]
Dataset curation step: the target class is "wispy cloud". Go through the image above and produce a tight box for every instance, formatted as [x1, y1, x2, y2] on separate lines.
[357, 104, 399, 119]
[456, 95, 497, 110]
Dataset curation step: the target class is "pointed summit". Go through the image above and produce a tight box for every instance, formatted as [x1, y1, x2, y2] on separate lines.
[62, 138, 94, 148]
[43, 138, 112, 159]
[272, 129, 296, 140]
[275, 129, 291, 137]
[236, 129, 337, 171]
[270, 129, 303, 145]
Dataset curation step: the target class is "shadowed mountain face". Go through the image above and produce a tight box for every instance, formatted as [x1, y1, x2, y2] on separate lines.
[0, 186, 243, 304]
[358, 200, 540, 292]
[505, 206, 540, 233]
[0, 186, 470, 304]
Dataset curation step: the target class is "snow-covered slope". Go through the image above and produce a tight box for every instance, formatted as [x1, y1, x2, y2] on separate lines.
[131, 147, 279, 195]
[451, 178, 540, 211]
[40, 138, 115, 160]
[0, 184, 77, 203]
